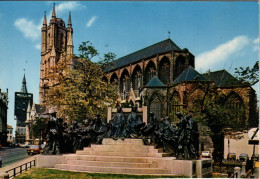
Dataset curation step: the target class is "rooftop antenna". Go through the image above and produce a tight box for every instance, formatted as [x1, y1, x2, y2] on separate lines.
[168, 31, 171, 39]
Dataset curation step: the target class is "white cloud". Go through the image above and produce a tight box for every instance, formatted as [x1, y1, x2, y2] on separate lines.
[86, 16, 97, 28]
[57, 2, 83, 12]
[14, 18, 41, 41]
[35, 44, 41, 50]
[47, 2, 85, 20]
[196, 36, 250, 72]
[253, 37, 259, 52]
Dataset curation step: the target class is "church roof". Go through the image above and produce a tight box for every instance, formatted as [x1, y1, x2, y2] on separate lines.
[173, 66, 208, 84]
[108, 39, 182, 71]
[202, 70, 242, 87]
[146, 76, 165, 87]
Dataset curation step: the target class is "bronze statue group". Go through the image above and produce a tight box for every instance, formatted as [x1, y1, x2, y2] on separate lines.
[43, 106, 199, 160]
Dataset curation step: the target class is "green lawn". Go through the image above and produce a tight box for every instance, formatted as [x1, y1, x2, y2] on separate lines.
[15, 168, 188, 179]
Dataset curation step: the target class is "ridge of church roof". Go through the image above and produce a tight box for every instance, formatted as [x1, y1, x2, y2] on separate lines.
[202, 69, 242, 87]
[107, 38, 182, 72]
[146, 76, 165, 87]
[173, 66, 207, 84]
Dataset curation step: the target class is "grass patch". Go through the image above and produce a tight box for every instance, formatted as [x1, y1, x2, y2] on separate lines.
[15, 168, 188, 178]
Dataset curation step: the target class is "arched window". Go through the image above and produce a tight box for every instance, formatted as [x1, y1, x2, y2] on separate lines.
[60, 33, 64, 48]
[175, 55, 186, 78]
[120, 69, 130, 99]
[47, 58, 50, 75]
[47, 33, 50, 49]
[44, 60, 47, 77]
[144, 61, 156, 85]
[224, 92, 245, 128]
[158, 57, 170, 84]
[169, 92, 183, 123]
[102, 76, 108, 83]
[110, 73, 118, 84]
[132, 65, 142, 90]
[149, 93, 162, 120]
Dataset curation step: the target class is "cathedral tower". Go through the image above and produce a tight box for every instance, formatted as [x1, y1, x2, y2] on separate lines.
[39, 4, 74, 104]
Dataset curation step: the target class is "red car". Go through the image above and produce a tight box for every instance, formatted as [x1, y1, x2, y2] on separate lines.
[27, 145, 42, 155]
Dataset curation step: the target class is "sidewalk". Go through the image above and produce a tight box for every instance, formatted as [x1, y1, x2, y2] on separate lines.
[0, 155, 36, 174]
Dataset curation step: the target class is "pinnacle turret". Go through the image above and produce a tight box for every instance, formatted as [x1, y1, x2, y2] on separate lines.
[43, 11, 47, 26]
[51, 3, 56, 19]
[68, 11, 72, 27]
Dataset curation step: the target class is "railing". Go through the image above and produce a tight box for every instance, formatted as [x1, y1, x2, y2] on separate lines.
[5, 160, 35, 178]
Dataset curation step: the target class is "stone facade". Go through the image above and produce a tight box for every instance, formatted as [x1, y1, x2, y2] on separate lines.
[0, 88, 8, 147]
[104, 40, 257, 130]
[7, 125, 13, 144]
[39, 4, 74, 104]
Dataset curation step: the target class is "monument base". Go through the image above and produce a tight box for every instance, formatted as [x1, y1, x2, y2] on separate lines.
[36, 139, 212, 177]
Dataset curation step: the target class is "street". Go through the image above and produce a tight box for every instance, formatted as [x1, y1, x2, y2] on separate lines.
[0, 147, 28, 167]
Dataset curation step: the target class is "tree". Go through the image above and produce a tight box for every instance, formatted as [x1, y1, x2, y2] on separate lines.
[189, 84, 245, 165]
[32, 118, 47, 141]
[234, 61, 259, 86]
[44, 42, 117, 122]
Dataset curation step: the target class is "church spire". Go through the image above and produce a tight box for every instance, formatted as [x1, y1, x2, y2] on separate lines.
[51, 3, 56, 18]
[21, 72, 28, 93]
[68, 11, 72, 27]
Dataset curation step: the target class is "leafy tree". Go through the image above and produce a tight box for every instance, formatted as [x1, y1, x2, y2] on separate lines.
[234, 61, 259, 86]
[189, 84, 245, 165]
[44, 42, 117, 122]
[32, 118, 47, 140]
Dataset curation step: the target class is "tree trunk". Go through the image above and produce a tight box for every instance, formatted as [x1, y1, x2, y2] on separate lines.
[210, 133, 224, 165]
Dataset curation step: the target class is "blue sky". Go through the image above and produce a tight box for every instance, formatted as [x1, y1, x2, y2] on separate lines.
[0, 1, 258, 131]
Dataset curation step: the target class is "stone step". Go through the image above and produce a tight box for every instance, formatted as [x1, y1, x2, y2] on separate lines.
[102, 138, 144, 145]
[75, 151, 163, 157]
[82, 147, 159, 153]
[89, 144, 156, 150]
[66, 160, 158, 168]
[55, 164, 171, 175]
[64, 155, 156, 163]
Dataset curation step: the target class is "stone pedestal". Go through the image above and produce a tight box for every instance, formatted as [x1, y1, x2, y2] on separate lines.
[36, 139, 212, 177]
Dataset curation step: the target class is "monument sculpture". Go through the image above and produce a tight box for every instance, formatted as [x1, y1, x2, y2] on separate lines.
[122, 106, 144, 138]
[43, 108, 199, 160]
[142, 112, 159, 145]
[107, 106, 125, 140]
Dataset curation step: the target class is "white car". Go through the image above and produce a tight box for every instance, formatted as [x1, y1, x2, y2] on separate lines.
[202, 151, 211, 158]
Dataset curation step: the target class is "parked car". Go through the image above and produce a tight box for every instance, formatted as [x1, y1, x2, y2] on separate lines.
[19, 143, 30, 148]
[202, 151, 211, 158]
[27, 145, 41, 155]
[227, 153, 236, 160]
[239, 153, 249, 162]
